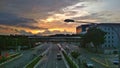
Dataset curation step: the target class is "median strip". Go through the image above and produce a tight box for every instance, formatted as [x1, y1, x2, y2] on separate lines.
[24, 55, 43, 68]
[24, 47, 50, 68]
[61, 50, 79, 68]
[58, 44, 79, 68]
[60, 51, 70, 68]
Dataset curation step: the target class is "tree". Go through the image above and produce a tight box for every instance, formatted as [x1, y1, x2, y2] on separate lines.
[81, 27, 106, 52]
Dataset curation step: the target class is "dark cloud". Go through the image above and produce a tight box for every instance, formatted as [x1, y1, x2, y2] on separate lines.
[0, 12, 37, 25]
[0, 0, 80, 19]
[0, 12, 47, 30]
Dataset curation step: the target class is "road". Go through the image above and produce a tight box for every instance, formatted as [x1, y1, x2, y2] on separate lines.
[61, 43, 107, 68]
[36, 43, 67, 68]
[1, 42, 116, 68]
[0, 43, 50, 68]
[79, 48, 118, 68]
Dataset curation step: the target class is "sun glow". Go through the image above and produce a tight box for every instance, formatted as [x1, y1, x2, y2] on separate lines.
[46, 18, 54, 22]
[49, 28, 64, 32]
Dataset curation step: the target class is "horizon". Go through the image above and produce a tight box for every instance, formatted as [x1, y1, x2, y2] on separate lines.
[0, 0, 120, 35]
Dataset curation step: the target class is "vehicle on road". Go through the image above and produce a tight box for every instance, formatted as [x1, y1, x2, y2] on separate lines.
[83, 62, 94, 68]
[113, 60, 119, 65]
[57, 53, 62, 60]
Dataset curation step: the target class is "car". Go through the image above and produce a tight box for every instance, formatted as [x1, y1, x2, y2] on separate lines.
[83, 62, 94, 68]
[86, 63, 94, 68]
[57, 53, 62, 60]
[113, 60, 119, 65]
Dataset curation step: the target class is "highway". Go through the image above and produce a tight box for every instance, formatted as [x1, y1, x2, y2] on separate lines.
[36, 43, 67, 68]
[1, 42, 116, 68]
[61, 43, 107, 68]
[0, 43, 50, 68]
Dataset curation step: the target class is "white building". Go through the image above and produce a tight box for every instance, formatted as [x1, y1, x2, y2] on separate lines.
[96, 23, 120, 54]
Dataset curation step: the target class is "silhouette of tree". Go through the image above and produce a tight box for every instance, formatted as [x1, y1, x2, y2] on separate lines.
[81, 27, 106, 52]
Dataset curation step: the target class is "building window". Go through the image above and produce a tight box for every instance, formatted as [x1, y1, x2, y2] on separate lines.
[108, 28, 110, 31]
[112, 40, 114, 43]
[105, 28, 106, 30]
[112, 32, 114, 34]
[107, 32, 110, 35]
[108, 36, 110, 38]
[104, 45, 106, 47]
[112, 36, 114, 39]
[112, 45, 114, 47]
[108, 45, 110, 47]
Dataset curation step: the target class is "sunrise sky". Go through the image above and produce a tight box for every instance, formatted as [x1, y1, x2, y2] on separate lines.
[0, 0, 120, 35]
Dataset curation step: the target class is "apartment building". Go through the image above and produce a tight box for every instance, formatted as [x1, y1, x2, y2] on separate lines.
[97, 23, 119, 54]
[76, 23, 119, 54]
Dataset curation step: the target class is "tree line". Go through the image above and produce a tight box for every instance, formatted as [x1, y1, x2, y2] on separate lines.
[0, 35, 38, 55]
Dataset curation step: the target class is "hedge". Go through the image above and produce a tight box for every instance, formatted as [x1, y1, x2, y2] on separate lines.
[62, 51, 78, 68]
[25, 55, 42, 68]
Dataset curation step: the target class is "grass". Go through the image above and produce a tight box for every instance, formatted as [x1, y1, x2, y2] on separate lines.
[62, 51, 78, 68]
[25, 55, 42, 68]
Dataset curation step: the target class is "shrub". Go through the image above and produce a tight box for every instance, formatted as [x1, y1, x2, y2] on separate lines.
[62, 51, 77, 68]
[25, 56, 42, 68]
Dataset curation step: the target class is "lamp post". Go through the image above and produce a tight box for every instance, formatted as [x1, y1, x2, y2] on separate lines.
[64, 19, 94, 68]
[64, 19, 120, 67]
[64, 19, 95, 24]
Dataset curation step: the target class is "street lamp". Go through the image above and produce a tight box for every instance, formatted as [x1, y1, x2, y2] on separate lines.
[64, 19, 95, 68]
[64, 19, 75, 22]
[64, 19, 97, 27]
[64, 19, 94, 24]
[64, 19, 120, 67]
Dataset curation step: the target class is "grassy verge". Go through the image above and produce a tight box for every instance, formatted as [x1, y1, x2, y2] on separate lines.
[62, 51, 78, 68]
[25, 55, 42, 68]
[25, 46, 50, 68]
[0, 53, 21, 64]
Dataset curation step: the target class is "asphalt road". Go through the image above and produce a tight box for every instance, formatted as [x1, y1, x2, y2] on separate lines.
[0, 43, 50, 68]
[36, 43, 67, 68]
[1, 42, 115, 68]
[61, 43, 107, 68]
[79, 48, 118, 68]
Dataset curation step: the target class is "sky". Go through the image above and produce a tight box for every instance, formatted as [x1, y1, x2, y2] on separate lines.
[0, 0, 120, 35]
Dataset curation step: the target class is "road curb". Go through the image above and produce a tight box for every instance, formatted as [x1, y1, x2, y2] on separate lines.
[60, 51, 70, 68]
[34, 48, 50, 68]
[34, 55, 46, 68]
[24, 47, 50, 68]
[58, 44, 79, 68]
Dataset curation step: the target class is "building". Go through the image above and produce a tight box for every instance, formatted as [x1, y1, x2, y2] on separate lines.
[96, 23, 120, 54]
[76, 23, 119, 54]
[76, 24, 90, 34]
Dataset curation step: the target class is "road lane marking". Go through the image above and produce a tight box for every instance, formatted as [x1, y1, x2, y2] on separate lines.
[91, 58, 109, 67]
